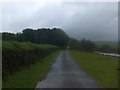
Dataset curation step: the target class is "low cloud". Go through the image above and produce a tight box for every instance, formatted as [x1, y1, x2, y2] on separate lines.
[1, 1, 118, 41]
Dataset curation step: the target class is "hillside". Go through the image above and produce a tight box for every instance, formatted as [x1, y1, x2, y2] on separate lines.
[94, 41, 118, 48]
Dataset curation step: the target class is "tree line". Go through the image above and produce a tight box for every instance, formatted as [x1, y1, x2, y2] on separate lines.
[2, 27, 118, 53]
[2, 28, 69, 48]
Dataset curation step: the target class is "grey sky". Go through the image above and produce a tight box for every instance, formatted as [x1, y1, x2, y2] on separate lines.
[1, 1, 118, 41]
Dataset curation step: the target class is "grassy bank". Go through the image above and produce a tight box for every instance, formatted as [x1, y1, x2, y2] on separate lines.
[70, 51, 118, 88]
[3, 51, 60, 88]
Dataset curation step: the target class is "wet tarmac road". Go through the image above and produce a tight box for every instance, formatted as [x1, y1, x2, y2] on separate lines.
[36, 50, 100, 88]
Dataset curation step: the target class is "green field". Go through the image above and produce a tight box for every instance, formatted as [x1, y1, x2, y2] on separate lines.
[3, 51, 60, 88]
[70, 51, 118, 88]
[94, 41, 118, 48]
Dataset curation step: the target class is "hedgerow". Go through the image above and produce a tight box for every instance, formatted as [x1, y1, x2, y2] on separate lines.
[2, 41, 58, 80]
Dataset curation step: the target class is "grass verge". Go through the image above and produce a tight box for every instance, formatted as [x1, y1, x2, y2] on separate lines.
[3, 51, 60, 88]
[70, 50, 118, 88]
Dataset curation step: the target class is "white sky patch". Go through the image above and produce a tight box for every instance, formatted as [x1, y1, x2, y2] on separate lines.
[0, 0, 119, 2]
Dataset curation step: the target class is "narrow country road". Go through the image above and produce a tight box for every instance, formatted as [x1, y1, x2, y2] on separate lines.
[36, 50, 100, 88]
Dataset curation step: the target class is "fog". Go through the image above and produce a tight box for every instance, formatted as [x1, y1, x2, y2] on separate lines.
[1, 1, 118, 41]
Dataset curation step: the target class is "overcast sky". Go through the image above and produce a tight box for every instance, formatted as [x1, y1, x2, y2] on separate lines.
[1, 0, 118, 41]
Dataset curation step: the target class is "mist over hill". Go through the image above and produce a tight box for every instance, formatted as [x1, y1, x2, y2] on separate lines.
[1, 2, 118, 42]
[94, 41, 118, 48]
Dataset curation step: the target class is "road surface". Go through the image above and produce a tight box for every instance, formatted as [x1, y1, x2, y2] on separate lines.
[36, 50, 100, 88]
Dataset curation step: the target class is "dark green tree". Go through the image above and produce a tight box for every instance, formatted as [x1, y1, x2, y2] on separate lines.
[68, 38, 81, 50]
[2, 28, 69, 48]
[22, 28, 34, 42]
[2, 32, 16, 41]
[80, 39, 96, 52]
[98, 45, 111, 53]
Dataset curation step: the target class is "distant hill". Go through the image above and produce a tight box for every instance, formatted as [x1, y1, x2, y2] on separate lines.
[94, 41, 118, 48]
